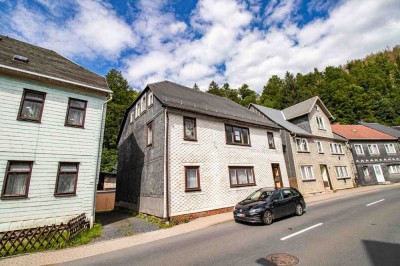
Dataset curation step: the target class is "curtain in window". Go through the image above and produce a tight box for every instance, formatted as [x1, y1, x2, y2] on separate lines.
[57, 173, 76, 193]
[21, 101, 41, 119]
[6, 173, 27, 195]
[187, 169, 198, 188]
[247, 169, 254, 183]
[230, 169, 237, 185]
[237, 169, 247, 184]
[68, 109, 84, 125]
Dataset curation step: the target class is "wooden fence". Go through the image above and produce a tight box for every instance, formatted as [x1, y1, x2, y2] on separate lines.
[0, 213, 89, 257]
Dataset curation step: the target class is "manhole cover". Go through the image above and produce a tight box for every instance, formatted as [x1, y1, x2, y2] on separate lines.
[266, 253, 299, 265]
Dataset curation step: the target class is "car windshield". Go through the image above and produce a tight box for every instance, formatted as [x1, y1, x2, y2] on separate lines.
[246, 190, 274, 201]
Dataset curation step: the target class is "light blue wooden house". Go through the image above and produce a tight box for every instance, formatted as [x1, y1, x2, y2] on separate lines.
[0, 35, 112, 231]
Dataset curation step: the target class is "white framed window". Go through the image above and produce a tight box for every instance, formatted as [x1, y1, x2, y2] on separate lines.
[316, 116, 325, 130]
[147, 122, 153, 146]
[384, 144, 396, 154]
[354, 144, 364, 155]
[148, 91, 154, 107]
[300, 166, 314, 180]
[130, 111, 135, 124]
[330, 143, 344, 154]
[335, 166, 349, 179]
[135, 103, 141, 118]
[141, 95, 146, 113]
[317, 141, 324, 153]
[295, 138, 309, 152]
[367, 144, 379, 155]
[388, 165, 400, 174]
[362, 167, 369, 176]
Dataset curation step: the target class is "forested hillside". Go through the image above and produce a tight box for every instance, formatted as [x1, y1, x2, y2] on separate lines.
[205, 46, 400, 126]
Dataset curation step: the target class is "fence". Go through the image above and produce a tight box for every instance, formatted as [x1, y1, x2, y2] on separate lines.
[0, 213, 89, 257]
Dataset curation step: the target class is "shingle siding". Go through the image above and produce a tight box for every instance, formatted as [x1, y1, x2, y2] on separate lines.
[0, 74, 105, 232]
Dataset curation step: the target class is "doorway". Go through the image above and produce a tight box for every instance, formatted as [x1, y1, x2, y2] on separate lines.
[373, 164, 385, 183]
[320, 165, 332, 190]
[272, 164, 283, 189]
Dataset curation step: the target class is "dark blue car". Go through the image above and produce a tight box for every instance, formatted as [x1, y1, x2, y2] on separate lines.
[233, 187, 306, 225]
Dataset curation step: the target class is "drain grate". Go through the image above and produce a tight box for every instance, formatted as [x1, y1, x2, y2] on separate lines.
[266, 253, 299, 265]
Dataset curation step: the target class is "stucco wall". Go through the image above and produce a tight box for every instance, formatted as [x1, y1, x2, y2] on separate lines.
[167, 110, 289, 217]
[0, 74, 105, 232]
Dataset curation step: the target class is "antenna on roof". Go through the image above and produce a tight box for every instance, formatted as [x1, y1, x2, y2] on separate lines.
[13, 55, 29, 63]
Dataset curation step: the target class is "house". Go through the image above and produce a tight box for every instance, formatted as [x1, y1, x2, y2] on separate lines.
[358, 122, 400, 141]
[332, 124, 400, 185]
[0, 35, 112, 232]
[250, 97, 356, 195]
[116, 81, 289, 220]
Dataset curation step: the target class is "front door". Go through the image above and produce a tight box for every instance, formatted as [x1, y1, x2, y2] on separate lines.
[320, 165, 332, 190]
[373, 164, 385, 182]
[272, 164, 283, 189]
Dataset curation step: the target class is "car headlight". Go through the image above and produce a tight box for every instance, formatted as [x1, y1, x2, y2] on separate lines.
[249, 207, 264, 215]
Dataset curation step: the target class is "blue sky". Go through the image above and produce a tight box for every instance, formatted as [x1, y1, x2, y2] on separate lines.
[0, 0, 399, 92]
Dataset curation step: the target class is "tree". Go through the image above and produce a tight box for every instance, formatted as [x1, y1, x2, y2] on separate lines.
[101, 69, 139, 172]
[238, 84, 257, 107]
[206, 80, 225, 97]
[193, 83, 200, 90]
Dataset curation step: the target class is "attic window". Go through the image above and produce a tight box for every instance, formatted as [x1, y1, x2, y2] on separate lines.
[13, 55, 29, 63]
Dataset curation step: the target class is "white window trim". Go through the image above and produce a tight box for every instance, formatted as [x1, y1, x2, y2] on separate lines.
[141, 95, 147, 113]
[335, 166, 350, 179]
[354, 144, 364, 155]
[316, 116, 326, 130]
[130, 112, 135, 124]
[384, 144, 396, 154]
[388, 165, 400, 174]
[295, 138, 309, 152]
[330, 143, 344, 154]
[300, 165, 315, 181]
[147, 92, 154, 107]
[317, 141, 324, 153]
[362, 167, 369, 176]
[367, 144, 380, 155]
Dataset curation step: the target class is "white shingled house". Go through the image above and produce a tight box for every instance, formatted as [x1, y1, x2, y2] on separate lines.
[0, 35, 112, 231]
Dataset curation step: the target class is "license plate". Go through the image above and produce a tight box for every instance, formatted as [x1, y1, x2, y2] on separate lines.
[237, 213, 245, 217]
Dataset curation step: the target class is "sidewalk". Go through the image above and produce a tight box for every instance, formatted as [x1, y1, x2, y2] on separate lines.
[1, 183, 399, 266]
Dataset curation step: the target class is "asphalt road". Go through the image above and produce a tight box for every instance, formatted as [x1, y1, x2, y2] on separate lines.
[64, 187, 400, 266]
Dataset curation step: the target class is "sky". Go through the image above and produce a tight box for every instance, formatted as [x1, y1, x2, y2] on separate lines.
[0, 0, 399, 92]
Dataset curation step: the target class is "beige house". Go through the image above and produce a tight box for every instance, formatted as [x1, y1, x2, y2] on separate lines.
[250, 97, 356, 195]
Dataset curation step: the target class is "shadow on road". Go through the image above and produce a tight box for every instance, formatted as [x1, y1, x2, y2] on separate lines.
[363, 240, 400, 266]
[255, 257, 276, 266]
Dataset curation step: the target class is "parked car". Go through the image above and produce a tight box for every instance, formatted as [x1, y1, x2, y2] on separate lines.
[233, 187, 306, 225]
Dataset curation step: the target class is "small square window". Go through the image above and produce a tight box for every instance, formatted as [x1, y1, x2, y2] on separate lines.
[18, 89, 46, 122]
[300, 165, 314, 181]
[316, 116, 325, 130]
[184, 117, 197, 141]
[295, 138, 309, 152]
[225, 125, 250, 145]
[185, 166, 200, 191]
[317, 141, 324, 153]
[384, 144, 396, 154]
[229, 167, 255, 187]
[2, 161, 33, 198]
[147, 122, 153, 146]
[354, 144, 364, 155]
[367, 144, 379, 155]
[267, 132, 275, 149]
[65, 98, 87, 128]
[55, 163, 79, 196]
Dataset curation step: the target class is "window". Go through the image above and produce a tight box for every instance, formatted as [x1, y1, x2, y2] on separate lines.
[335, 166, 349, 179]
[65, 98, 87, 128]
[18, 89, 46, 122]
[229, 167, 255, 187]
[384, 144, 396, 154]
[295, 138, 309, 152]
[135, 103, 141, 118]
[147, 122, 153, 146]
[367, 144, 379, 155]
[330, 143, 344, 154]
[55, 163, 79, 195]
[300, 166, 314, 181]
[354, 144, 364, 155]
[185, 166, 200, 191]
[225, 125, 250, 145]
[362, 167, 369, 176]
[2, 161, 33, 198]
[388, 165, 400, 174]
[130, 111, 135, 124]
[141, 95, 146, 113]
[184, 117, 196, 141]
[148, 92, 154, 107]
[317, 141, 324, 153]
[316, 116, 325, 130]
[267, 132, 275, 149]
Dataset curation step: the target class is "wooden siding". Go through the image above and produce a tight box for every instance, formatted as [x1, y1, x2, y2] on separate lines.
[0, 74, 106, 232]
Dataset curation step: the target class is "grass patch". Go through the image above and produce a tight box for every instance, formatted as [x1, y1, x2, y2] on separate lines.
[124, 229, 134, 236]
[69, 223, 102, 246]
[132, 212, 178, 229]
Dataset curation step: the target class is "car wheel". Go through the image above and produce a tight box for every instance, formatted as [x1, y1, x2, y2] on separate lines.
[263, 210, 273, 225]
[295, 204, 303, 216]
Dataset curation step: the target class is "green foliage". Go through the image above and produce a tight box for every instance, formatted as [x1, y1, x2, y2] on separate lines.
[69, 223, 102, 246]
[101, 69, 139, 172]
[133, 212, 178, 229]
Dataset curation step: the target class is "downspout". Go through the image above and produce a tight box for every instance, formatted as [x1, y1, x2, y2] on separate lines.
[92, 93, 113, 226]
[164, 108, 170, 221]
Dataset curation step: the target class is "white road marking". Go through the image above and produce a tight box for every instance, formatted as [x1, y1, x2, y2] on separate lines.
[366, 199, 385, 206]
[280, 223, 323, 241]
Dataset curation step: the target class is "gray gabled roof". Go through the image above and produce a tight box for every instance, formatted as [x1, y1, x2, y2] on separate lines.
[250, 104, 312, 137]
[282, 96, 334, 120]
[359, 122, 400, 139]
[0, 35, 111, 93]
[148, 81, 279, 128]
[393, 126, 400, 132]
